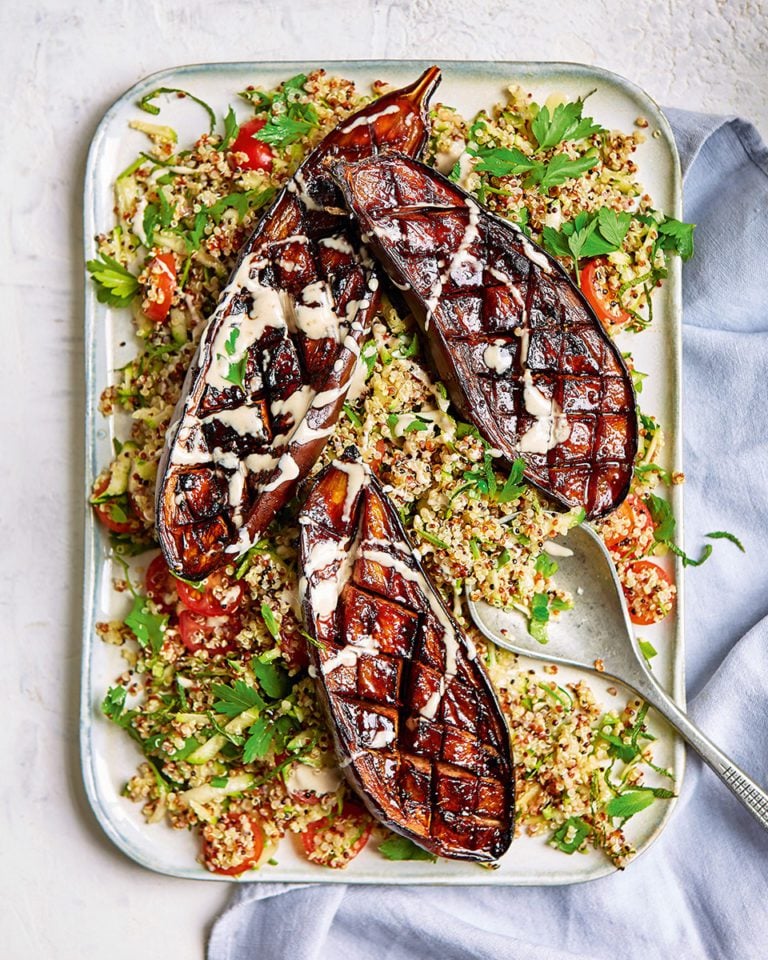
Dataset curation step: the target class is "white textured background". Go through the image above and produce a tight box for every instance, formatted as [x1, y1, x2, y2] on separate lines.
[1, 1, 766, 957]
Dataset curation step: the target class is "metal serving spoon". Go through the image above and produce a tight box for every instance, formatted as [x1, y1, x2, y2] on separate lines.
[467, 524, 768, 832]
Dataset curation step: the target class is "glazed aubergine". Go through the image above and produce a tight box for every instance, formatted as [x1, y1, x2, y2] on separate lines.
[331, 153, 638, 519]
[155, 69, 441, 579]
[299, 452, 514, 862]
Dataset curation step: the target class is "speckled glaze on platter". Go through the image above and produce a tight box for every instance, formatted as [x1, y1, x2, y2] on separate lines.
[82, 60, 685, 884]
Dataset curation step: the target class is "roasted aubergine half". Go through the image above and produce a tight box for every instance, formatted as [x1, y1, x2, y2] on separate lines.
[156, 69, 441, 579]
[331, 153, 638, 519]
[299, 452, 514, 862]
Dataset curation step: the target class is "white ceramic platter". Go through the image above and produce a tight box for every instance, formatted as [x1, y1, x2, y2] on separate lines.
[82, 60, 685, 885]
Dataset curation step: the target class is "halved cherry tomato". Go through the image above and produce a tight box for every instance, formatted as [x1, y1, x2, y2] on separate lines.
[144, 554, 178, 615]
[202, 813, 265, 876]
[176, 570, 245, 616]
[142, 252, 177, 324]
[582, 257, 631, 328]
[178, 609, 241, 654]
[91, 475, 143, 535]
[602, 494, 655, 559]
[230, 117, 274, 172]
[300, 801, 373, 868]
[622, 560, 675, 626]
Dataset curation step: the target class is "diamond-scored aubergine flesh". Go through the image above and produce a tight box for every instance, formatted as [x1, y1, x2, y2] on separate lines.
[330, 153, 638, 519]
[156, 69, 441, 579]
[299, 452, 514, 862]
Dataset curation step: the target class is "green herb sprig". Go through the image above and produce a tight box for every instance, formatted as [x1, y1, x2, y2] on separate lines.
[238, 74, 319, 149]
[454, 451, 527, 505]
[643, 494, 745, 568]
[138, 86, 217, 134]
[473, 145, 599, 194]
[217, 107, 240, 151]
[125, 594, 168, 653]
[531, 95, 603, 150]
[212, 680, 266, 718]
[86, 254, 140, 307]
[541, 208, 632, 285]
[551, 816, 592, 854]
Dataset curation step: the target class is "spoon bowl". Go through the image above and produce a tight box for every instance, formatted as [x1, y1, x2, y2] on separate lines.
[468, 524, 644, 681]
[468, 523, 768, 833]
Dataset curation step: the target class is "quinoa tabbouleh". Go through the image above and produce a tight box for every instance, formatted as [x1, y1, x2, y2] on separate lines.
[88, 68, 696, 875]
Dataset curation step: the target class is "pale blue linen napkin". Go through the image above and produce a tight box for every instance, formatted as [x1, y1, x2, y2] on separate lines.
[208, 112, 768, 960]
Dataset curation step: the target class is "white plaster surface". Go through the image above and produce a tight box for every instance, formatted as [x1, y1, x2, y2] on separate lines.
[0, 0, 765, 957]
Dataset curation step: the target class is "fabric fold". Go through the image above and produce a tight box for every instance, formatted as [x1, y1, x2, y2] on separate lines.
[208, 883, 348, 960]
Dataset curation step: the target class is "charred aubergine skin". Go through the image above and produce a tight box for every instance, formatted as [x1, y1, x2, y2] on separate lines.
[156, 69, 441, 579]
[299, 453, 514, 862]
[331, 154, 638, 519]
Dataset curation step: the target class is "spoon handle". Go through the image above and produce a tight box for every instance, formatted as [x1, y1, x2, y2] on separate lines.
[629, 674, 768, 832]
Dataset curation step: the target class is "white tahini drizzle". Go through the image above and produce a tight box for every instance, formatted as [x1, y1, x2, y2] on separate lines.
[299, 459, 370, 612]
[513, 328, 572, 454]
[354, 544, 468, 677]
[510, 223, 553, 274]
[284, 763, 342, 797]
[288, 280, 340, 342]
[287, 169, 324, 212]
[419, 677, 447, 721]
[367, 728, 396, 749]
[334, 460, 368, 523]
[321, 633, 380, 675]
[304, 465, 476, 724]
[488, 267, 526, 309]
[170, 219, 376, 556]
[340, 102, 401, 133]
[423, 198, 482, 326]
[483, 341, 512, 375]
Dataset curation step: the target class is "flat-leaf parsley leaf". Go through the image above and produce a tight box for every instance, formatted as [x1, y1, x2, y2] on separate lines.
[257, 113, 316, 148]
[86, 254, 140, 307]
[657, 218, 695, 261]
[252, 657, 292, 700]
[531, 96, 603, 150]
[212, 680, 266, 718]
[125, 595, 167, 653]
